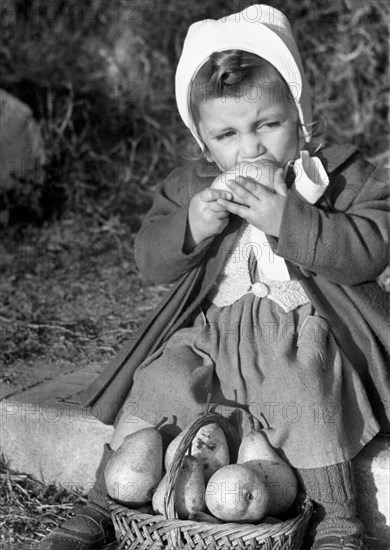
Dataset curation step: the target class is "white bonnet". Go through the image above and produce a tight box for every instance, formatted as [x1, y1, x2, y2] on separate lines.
[175, 4, 312, 149]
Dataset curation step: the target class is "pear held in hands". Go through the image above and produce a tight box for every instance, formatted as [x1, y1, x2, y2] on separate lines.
[104, 427, 163, 506]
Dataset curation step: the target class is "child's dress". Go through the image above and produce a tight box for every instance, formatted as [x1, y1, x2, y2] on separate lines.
[75, 144, 390, 466]
[125, 152, 381, 468]
[127, 213, 379, 468]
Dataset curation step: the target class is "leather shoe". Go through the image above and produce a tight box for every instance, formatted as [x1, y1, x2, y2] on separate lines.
[38, 504, 118, 549]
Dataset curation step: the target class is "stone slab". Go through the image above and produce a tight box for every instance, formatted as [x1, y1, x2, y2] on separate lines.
[354, 434, 390, 542]
[0, 399, 113, 490]
[0, 88, 45, 192]
[0, 367, 114, 489]
[1, 364, 104, 404]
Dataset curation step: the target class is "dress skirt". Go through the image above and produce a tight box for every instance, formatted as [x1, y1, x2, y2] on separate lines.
[121, 293, 379, 468]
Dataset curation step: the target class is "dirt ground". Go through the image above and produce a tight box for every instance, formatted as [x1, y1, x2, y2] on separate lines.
[0, 216, 172, 399]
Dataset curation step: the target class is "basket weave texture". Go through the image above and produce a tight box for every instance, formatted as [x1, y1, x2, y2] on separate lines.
[108, 413, 313, 550]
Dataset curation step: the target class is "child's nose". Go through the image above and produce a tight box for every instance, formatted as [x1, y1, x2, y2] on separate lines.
[239, 135, 265, 161]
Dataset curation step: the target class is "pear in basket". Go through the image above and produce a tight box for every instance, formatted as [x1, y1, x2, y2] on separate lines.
[165, 422, 229, 482]
[104, 427, 163, 506]
[237, 422, 298, 516]
[205, 463, 270, 523]
[152, 455, 206, 519]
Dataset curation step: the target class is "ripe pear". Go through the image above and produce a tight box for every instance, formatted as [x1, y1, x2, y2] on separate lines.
[210, 159, 281, 201]
[205, 464, 270, 523]
[237, 427, 298, 516]
[165, 423, 229, 482]
[152, 473, 168, 515]
[153, 456, 206, 519]
[104, 427, 163, 506]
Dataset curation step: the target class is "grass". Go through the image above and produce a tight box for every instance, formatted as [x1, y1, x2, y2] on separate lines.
[0, 455, 83, 549]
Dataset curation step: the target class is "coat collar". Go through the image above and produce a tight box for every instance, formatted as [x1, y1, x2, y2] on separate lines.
[315, 144, 359, 174]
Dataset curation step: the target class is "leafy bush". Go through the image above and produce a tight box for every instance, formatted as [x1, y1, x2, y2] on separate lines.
[0, 0, 388, 228]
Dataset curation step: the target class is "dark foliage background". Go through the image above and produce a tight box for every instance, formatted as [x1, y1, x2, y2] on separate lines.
[1, 0, 388, 227]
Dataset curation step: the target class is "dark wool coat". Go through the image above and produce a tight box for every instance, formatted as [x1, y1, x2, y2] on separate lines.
[75, 145, 390, 432]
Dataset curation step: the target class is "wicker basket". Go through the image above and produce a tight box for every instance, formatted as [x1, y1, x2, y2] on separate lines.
[108, 412, 313, 550]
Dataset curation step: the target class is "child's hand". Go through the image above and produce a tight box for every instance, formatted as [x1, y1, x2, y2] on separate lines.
[217, 167, 287, 237]
[186, 188, 233, 249]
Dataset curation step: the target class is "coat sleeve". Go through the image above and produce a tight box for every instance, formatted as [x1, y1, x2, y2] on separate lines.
[275, 158, 390, 285]
[134, 164, 213, 284]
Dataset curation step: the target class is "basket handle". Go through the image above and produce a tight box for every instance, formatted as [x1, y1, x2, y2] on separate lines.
[163, 412, 235, 519]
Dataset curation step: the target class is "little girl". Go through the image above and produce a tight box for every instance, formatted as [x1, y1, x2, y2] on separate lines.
[39, 5, 390, 550]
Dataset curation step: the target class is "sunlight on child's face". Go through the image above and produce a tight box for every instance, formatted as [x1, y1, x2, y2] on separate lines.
[198, 79, 300, 172]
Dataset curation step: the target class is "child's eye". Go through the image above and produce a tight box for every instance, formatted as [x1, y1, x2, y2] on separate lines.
[215, 131, 235, 141]
[260, 121, 280, 129]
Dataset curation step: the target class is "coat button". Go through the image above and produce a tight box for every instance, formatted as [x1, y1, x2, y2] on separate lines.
[251, 282, 269, 297]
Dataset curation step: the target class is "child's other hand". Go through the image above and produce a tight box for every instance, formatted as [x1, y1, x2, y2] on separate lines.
[210, 172, 244, 204]
[186, 188, 233, 249]
[217, 167, 287, 237]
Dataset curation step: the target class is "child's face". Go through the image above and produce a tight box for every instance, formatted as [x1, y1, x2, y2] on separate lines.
[197, 78, 300, 171]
